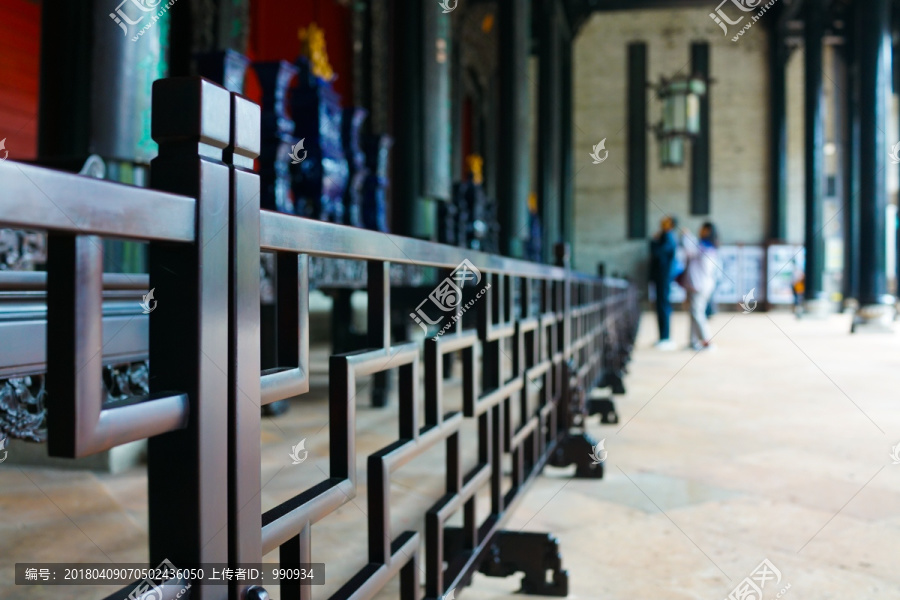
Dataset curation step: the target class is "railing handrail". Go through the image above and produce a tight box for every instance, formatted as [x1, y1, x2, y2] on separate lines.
[0, 160, 196, 242]
[0, 271, 150, 291]
[259, 210, 571, 279]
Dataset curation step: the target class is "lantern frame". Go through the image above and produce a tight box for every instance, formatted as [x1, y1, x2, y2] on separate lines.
[651, 73, 709, 168]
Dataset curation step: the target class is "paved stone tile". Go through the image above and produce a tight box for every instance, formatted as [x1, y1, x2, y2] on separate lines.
[462, 312, 900, 600]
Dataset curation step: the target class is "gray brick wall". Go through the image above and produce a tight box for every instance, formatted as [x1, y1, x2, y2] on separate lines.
[571, 8, 805, 285]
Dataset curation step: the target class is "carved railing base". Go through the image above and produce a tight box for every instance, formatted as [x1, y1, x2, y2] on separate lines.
[548, 360, 610, 478]
[0, 376, 47, 442]
[598, 370, 626, 395]
[477, 531, 570, 597]
[587, 397, 619, 424]
[0, 361, 151, 445]
[548, 431, 605, 479]
[0, 361, 151, 473]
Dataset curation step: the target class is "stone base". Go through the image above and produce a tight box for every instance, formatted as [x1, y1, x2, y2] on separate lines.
[843, 297, 859, 314]
[802, 297, 834, 319]
[2, 437, 146, 473]
[852, 303, 896, 333]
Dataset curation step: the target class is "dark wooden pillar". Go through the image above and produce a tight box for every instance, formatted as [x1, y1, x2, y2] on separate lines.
[38, 1, 92, 160]
[422, 6, 452, 205]
[856, 0, 891, 307]
[690, 42, 710, 216]
[167, 0, 193, 77]
[769, 24, 788, 241]
[39, 0, 164, 274]
[560, 32, 575, 258]
[498, 0, 531, 258]
[485, 75, 499, 203]
[390, 0, 453, 238]
[627, 42, 648, 239]
[803, 0, 826, 303]
[451, 28, 464, 183]
[894, 42, 900, 297]
[391, 0, 424, 237]
[842, 27, 860, 303]
[538, 0, 562, 263]
[354, 0, 374, 120]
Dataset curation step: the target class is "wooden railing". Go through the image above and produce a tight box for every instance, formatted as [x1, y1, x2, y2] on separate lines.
[0, 77, 639, 600]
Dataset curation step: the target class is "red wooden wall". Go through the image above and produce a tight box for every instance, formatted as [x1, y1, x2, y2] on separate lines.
[0, 0, 41, 160]
[248, 0, 354, 104]
[0, 0, 354, 162]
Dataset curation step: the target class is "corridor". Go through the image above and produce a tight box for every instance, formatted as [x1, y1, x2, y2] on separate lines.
[2, 0, 899, 598]
[467, 311, 900, 599]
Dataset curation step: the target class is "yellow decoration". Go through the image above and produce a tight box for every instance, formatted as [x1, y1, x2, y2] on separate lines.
[298, 22, 336, 82]
[466, 155, 484, 185]
[528, 192, 538, 214]
[481, 14, 495, 33]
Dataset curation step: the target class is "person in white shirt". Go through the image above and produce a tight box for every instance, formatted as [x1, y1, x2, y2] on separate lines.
[680, 222, 720, 350]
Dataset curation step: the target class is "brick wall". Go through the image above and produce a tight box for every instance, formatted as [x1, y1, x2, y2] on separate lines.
[571, 7, 805, 283]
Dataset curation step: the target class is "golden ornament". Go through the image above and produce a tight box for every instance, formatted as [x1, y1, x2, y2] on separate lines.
[298, 22, 336, 82]
[466, 155, 484, 185]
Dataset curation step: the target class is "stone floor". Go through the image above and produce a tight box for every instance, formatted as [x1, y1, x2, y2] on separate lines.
[3, 311, 900, 599]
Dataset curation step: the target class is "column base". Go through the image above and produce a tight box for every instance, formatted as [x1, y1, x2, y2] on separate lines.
[802, 297, 833, 319]
[851, 301, 896, 333]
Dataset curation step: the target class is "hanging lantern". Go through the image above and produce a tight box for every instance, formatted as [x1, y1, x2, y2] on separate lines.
[658, 75, 706, 136]
[653, 73, 707, 168]
[659, 136, 685, 168]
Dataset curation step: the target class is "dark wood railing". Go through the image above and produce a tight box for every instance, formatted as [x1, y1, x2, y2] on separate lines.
[0, 77, 639, 600]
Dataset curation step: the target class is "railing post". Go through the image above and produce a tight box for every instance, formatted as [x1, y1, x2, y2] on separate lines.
[548, 243, 604, 477]
[224, 91, 264, 599]
[554, 243, 570, 327]
[369, 260, 392, 407]
[147, 77, 232, 595]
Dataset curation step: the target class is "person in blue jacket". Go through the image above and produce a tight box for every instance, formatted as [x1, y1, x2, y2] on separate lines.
[649, 216, 680, 350]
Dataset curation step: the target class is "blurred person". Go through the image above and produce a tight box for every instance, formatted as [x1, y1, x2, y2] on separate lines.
[649, 216, 680, 350]
[706, 277, 719, 318]
[525, 192, 542, 263]
[681, 222, 720, 351]
[792, 266, 805, 318]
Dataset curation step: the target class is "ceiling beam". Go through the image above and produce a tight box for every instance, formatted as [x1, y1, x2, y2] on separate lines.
[586, 0, 718, 11]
